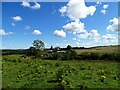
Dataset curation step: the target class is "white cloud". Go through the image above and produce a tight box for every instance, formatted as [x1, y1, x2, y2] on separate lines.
[59, 6, 67, 16]
[0, 29, 14, 35]
[11, 22, 15, 26]
[76, 42, 79, 46]
[21, 1, 30, 7]
[72, 38, 77, 41]
[93, 37, 101, 43]
[12, 16, 22, 22]
[21, 1, 40, 10]
[63, 21, 86, 33]
[95, 2, 102, 7]
[90, 29, 100, 37]
[100, 10, 106, 14]
[96, 2, 101, 5]
[103, 4, 108, 9]
[96, 2, 100, 5]
[102, 34, 116, 39]
[59, 0, 96, 21]
[78, 31, 90, 39]
[100, 5, 108, 15]
[25, 26, 30, 30]
[31, 3, 41, 9]
[32, 30, 42, 35]
[106, 17, 120, 32]
[54, 30, 66, 38]
[102, 34, 117, 44]
[73, 32, 77, 35]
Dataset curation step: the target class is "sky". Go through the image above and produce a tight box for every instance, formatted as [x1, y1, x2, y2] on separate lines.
[1, 0, 119, 49]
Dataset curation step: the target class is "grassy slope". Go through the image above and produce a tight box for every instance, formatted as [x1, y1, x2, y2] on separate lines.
[74, 45, 120, 54]
[2, 55, 120, 89]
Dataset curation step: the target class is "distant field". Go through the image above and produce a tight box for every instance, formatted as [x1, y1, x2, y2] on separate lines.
[74, 45, 119, 55]
[2, 55, 120, 89]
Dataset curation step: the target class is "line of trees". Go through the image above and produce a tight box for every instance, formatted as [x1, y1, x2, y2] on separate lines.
[24, 40, 120, 61]
[2, 39, 120, 61]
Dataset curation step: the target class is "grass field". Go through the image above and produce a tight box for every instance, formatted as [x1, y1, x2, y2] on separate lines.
[2, 55, 120, 89]
[75, 45, 119, 55]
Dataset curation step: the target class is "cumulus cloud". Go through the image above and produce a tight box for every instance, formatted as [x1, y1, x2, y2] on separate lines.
[21, 1, 40, 9]
[106, 17, 120, 32]
[78, 31, 90, 39]
[0, 29, 14, 35]
[102, 34, 117, 44]
[93, 37, 101, 43]
[101, 4, 108, 15]
[90, 29, 100, 37]
[31, 3, 41, 9]
[12, 16, 22, 22]
[103, 5, 108, 9]
[77, 29, 100, 39]
[32, 30, 42, 35]
[100, 10, 106, 14]
[59, 6, 67, 16]
[21, 1, 30, 7]
[63, 21, 86, 33]
[54, 30, 66, 38]
[59, 0, 96, 21]
[102, 34, 116, 39]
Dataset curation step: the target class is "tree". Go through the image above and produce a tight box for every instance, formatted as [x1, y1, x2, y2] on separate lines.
[66, 45, 72, 51]
[50, 46, 53, 50]
[33, 40, 45, 50]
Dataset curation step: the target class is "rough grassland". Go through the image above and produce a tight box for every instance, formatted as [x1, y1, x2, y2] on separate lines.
[75, 45, 119, 54]
[2, 55, 120, 89]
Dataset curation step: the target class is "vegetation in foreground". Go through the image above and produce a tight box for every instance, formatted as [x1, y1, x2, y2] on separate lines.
[2, 40, 120, 89]
[2, 55, 120, 89]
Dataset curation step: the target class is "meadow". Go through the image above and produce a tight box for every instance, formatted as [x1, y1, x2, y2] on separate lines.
[75, 45, 119, 55]
[2, 54, 120, 89]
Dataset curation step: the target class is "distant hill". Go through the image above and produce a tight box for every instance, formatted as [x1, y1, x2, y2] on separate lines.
[74, 45, 120, 54]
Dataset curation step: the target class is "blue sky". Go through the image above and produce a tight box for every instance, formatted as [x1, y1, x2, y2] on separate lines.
[1, 0, 119, 49]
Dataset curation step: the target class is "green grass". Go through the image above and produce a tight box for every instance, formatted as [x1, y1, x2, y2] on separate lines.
[75, 45, 119, 55]
[2, 55, 120, 89]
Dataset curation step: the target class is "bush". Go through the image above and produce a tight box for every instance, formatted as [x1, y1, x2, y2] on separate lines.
[113, 53, 120, 61]
[25, 49, 37, 56]
[89, 53, 100, 60]
[64, 50, 77, 60]
[100, 53, 113, 60]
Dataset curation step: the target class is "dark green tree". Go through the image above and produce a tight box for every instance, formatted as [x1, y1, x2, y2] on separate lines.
[50, 46, 53, 50]
[66, 45, 72, 51]
[33, 40, 45, 50]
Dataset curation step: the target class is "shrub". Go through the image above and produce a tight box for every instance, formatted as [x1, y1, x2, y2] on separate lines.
[25, 49, 37, 56]
[100, 53, 113, 60]
[89, 53, 100, 60]
[65, 50, 77, 60]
